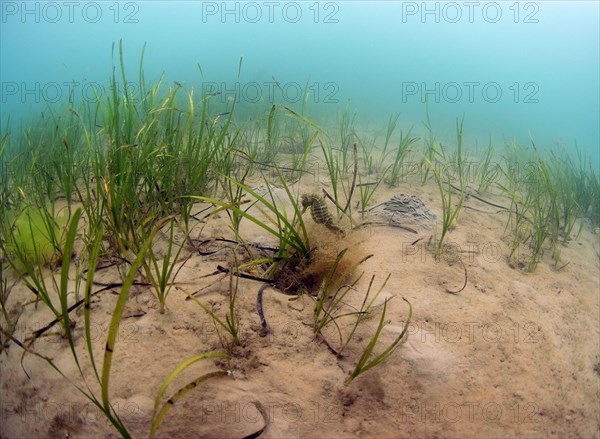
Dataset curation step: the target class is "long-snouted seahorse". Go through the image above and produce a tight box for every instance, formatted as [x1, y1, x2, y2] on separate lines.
[300, 193, 345, 236]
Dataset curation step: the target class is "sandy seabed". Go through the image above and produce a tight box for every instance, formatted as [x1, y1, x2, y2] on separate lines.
[1, 170, 599, 439]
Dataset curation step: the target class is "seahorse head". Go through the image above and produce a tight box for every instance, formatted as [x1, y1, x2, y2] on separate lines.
[301, 193, 320, 211]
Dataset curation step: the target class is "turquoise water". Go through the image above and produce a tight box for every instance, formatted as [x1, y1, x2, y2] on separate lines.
[1, 1, 598, 163]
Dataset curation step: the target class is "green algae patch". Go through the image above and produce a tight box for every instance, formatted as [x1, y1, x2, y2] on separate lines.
[7, 206, 69, 269]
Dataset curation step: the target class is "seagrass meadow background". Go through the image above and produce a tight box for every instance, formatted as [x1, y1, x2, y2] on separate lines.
[1, 1, 599, 160]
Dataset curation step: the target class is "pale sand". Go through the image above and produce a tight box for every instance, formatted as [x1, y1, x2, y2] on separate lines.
[1, 167, 599, 438]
